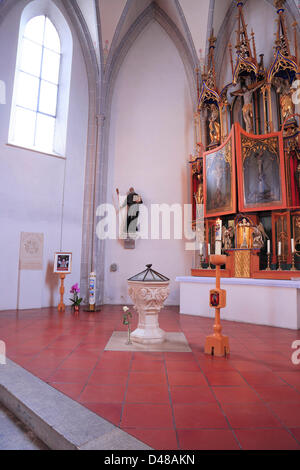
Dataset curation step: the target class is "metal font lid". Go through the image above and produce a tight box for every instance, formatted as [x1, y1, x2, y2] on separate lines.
[128, 264, 170, 282]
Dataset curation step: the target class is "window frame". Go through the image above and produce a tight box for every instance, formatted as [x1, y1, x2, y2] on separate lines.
[8, 1, 73, 158]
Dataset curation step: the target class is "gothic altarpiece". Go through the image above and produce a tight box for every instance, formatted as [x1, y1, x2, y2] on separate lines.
[190, 0, 300, 279]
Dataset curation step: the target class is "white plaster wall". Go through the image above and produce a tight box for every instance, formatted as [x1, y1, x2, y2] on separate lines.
[0, 0, 88, 310]
[104, 21, 194, 306]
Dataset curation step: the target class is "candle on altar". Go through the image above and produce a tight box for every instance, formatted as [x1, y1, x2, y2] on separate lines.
[291, 238, 295, 253]
[278, 241, 281, 256]
[199, 243, 203, 255]
[215, 219, 222, 255]
[208, 243, 211, 256]
[215, 218, 222, 241]
[267, 240, 271, 254]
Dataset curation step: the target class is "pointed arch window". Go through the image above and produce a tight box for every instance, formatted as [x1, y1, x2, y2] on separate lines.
[9, 15, 62, 154]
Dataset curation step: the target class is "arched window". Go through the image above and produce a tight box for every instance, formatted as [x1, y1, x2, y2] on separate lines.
[9, 4, 72, 157]
[9, 15, 60, 153]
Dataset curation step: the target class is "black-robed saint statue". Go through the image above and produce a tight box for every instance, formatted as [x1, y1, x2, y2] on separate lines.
[116, 187, 143, 236]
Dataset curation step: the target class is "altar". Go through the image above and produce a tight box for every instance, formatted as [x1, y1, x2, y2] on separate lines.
[176, 276, 300, 330]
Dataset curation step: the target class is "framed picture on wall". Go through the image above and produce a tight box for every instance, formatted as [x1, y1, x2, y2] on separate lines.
[53, 252, 72, 274]
[235, 123, 287, 212]
[203, 127, 236, 217]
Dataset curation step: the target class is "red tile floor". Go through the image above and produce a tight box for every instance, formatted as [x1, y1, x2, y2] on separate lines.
[0, 305, 300, 450]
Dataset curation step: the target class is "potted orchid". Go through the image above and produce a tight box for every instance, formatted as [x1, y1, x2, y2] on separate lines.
[70, 283, 82, 312]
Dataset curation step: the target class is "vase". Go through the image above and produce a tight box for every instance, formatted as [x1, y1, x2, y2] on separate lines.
[74, 305, 79, 314]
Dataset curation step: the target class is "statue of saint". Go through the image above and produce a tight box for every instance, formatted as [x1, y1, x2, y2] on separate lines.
[208, 103, 220, 145]
[116, 187, 143, 236]
[222, 226, 234, 250]
[238, 218, 251, 248]
[273, 77, 294, 123]
[195, 177, 204, 205]
[252, 222, 269, 249]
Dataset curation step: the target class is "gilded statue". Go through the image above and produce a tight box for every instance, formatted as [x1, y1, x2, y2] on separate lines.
[273, 77, 294, 122]
[208, 103, 220, 145]
[238, 218, 251, 248]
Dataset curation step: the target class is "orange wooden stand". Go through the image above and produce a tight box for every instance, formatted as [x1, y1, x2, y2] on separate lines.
[58, 274, 66, 312]
[204, 254, 230, 357]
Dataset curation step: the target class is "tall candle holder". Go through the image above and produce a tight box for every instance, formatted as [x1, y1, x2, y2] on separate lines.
[277, 254, 282, 271]
[265, 253, 271, 271]
[204, 254, 229, 357]
[291, 251, 297, 271]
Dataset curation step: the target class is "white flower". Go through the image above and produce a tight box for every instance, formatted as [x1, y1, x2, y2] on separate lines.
[123, 306, 129, 312]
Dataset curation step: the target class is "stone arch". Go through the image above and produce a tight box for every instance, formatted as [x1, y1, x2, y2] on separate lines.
[83, 2, 197, 303]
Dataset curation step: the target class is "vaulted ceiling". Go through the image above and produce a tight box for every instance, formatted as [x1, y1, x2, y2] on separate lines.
[76, 0, 215, 70]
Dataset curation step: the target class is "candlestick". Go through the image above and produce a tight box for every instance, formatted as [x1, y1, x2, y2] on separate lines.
[291, 253, 296, 271]
[265, 253, 271, 271]
[277, 254, 282, 271]
[58, 274, 66, 312]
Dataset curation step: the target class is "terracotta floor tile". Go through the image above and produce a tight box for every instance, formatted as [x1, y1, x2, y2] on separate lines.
[173, 403, 229, 429]
[289, 428, 300, 444]
[167, 371, 207, 387]
[59, 356, 99, 370]
[133, 352, 163, 361]
[126, 384, 170, 404]
[2, 306, 300, 451]
[163, 352, 194, 361]
[204, 371, 247, 386]
[222, 403, 282, 429]
[131, 360, 165, 373]
[49, 368, 91, 384]
[128, 371, 167, 386]
[268, 402, 300, 427]
[178, 429, 240, 450]
[83, 403, 122, 426]
[121, 403, 174, 428]
[239, 371, 286, 386]
[166, 361, 201, 372]
[212, 386, 262, 405]
[170, 386, 216, 404]
[254, 385, 300, 403]
[79, 384, 126, 403]
[50, 382, 84, 400]
[123, 428, 178, 450]
[235, 428, 300, 450]
[88, 369, 128, 387]
[276, 371, 300, 389]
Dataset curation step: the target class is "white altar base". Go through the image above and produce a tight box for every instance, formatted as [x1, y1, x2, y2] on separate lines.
[176, 276, 300, 330]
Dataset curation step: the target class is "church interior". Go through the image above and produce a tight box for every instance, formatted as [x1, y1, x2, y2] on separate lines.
[1, 0, 300, 452]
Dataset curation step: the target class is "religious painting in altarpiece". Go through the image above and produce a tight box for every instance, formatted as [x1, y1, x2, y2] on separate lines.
[203, 127, 236, 218]
[235, 123, 287, 213]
